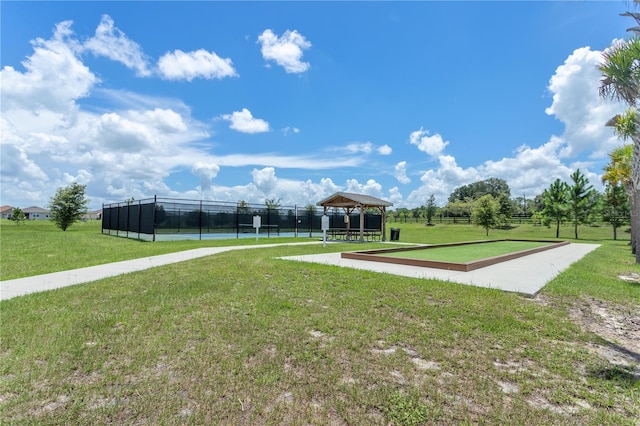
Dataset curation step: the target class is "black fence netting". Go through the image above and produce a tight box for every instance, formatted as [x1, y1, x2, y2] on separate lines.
[102, 197, 383, 241]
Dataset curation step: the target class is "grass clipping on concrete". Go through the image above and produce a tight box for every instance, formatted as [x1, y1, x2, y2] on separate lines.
[0, 221, 639, 424]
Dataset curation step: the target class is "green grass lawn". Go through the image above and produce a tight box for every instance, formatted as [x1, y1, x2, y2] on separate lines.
[0, 220, 305, 280]
[378, 240, 553, 263]
[1, 220, 638, 424]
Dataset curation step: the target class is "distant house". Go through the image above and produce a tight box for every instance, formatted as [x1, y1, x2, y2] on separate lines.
[0, 205, 13, 219]
[23, 206, 51, 220]
[83, 209, 102, 220]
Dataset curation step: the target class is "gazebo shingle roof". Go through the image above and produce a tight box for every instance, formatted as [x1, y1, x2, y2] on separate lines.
[316, 192, 393, 208]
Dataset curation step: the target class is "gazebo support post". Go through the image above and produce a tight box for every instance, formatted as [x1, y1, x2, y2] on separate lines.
[316, 192, 393, 244]
[379, 206, 387, 241]
[359, 205, 364, 242]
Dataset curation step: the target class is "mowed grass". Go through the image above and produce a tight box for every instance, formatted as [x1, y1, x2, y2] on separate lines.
[378, 240, 552, 263]
[0, 220, 306, 280]
[1, 220, 639, 424]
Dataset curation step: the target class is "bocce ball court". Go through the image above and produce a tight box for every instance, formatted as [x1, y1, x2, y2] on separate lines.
[341, 239, 570, 272]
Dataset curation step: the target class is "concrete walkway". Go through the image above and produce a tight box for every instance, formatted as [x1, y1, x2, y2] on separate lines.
[0, 242, 322, 301]
[281, 243, 600, 297]
[1, 241, 600, 301]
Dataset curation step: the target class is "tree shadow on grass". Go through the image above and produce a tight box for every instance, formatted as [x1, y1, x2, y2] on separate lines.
[590, 363, 640, 387]
[588, 341, 640, 387]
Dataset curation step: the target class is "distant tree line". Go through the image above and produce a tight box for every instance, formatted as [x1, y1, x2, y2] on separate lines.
[387, 173, 629, 240]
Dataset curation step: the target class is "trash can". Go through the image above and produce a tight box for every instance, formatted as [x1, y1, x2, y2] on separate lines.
[390, 228, 400, 241]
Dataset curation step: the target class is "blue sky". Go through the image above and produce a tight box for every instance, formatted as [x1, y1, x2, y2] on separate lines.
[0, 1, 633, 210]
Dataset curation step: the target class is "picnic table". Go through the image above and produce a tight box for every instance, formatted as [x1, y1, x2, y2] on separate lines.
[328, 228, 381, 242]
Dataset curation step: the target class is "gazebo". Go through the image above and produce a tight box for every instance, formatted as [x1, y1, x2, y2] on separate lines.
[317, 192, 393, 242]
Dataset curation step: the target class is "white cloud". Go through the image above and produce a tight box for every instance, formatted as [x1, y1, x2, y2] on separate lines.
[192, 162, 220, 191]
[394, 161, 411, 184]
[0, 21, 97, 114]
[345, 178, 384, 199]
[202, 152, 364, 169]
[345, 142, 373, 154]
[336, 141, 395, 157]
[0, 19, 354, 209]
[0, 144, 48, 181]
[158, 49, 237, 81]
[63, 169, 92, 185]
[401, 44, 624, 209]
[0, 14, 622, 212]
[257, 29, 311, 73]
[252, 167, 278, 196]
[378, 144, 392, 155]
[128, 108, 188, 133]
[387, 186, 403, 206]
[282, 126, 300, 135]
[221, 108, 270, 134]
[94, 112, 158, 152]
[200, 174, 343, 207]
[83, 15, 151, 77]
[409, 128, 450, 157]
[545, 46, 622, 158]
[405, 137, 577, 207]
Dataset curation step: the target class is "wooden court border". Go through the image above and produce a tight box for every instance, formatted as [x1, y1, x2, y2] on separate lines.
[341, 239, 570, 272]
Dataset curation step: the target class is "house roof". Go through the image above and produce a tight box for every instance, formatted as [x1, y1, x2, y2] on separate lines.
[23, 206, 50, 213]
[0, 205, 13, 214]
[316, 192, 393, 208]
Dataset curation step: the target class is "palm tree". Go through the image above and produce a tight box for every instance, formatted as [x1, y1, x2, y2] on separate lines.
[599, 16, 640, 262]
[603, 145, 634, 246]
[599, 38, 640, 106]
[602, 144, 633, 189]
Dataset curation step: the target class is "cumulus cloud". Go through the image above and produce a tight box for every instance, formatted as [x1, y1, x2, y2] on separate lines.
[387, 186, 403, 206]
[1, 48, 211, 207]
[0, 21, 97, 113]
[545, 46, 621, 158]
[378, 144, 392, 155]
[252, 166, 278, 195]
[257, 29, 311, 73]
[84, 15, 151, 77]
[221, 108, 270, 134]
[0, 13, 624, 211]
[200, 174, 342, 207]
[394, 161, 411, 184]
[63, 169, 92, 185]
[0, 144, 48, 181]
[405, 137, 575, 207]
[0, 17, 360, 209]
[94, 112, 158, 152]
[409, 128, 450, 157]
[128, 108, 188, 133]
[158, 49, 237, 81]
[401, 44, 625, 208]
[345, 178, 384, 198]
[192, 162, 220, 191]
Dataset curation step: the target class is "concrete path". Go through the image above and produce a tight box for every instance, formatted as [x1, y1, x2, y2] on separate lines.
[281, 243, 600, 297]
[0, 242, 322, 301]
[1, 241, 600, 301]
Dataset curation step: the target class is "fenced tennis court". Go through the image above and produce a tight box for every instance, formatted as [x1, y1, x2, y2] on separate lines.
[102, 197, 382, 241]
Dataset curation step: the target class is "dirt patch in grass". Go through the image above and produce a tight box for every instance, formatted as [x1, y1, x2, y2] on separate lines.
[536, 293, 640, 380]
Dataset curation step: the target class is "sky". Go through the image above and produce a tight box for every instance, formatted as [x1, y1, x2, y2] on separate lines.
[0, 1, 635, 210]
